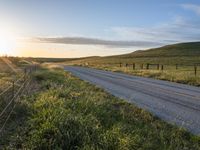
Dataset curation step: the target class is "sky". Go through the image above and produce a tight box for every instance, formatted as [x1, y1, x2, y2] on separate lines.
[0, 0, 200, 57]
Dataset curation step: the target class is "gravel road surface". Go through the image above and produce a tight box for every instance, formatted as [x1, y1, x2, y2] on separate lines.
[65, 66, 200, 135]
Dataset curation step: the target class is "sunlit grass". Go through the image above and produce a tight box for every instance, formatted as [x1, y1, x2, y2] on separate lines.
[3, 68, 200, 149]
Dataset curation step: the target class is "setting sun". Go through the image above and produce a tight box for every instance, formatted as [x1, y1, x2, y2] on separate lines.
[0, 28, 17, 56]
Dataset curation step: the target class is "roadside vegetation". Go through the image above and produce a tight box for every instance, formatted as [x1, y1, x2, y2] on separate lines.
[3, 67, 200, 149]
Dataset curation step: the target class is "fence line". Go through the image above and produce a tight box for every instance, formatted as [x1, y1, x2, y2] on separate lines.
[116, 62, 199, 76]
[0, 75, 24, 97]
[0, 78, 32, 133]
[0, 98, 17, 133]
[83, 62, 199, 76]
[0, 85, 12, 97]
[0, 65, 38, 135]
[0, 79, 25, 117]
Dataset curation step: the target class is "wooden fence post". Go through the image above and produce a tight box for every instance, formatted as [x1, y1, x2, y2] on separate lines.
[194, 65, 197, 76]
[176, 64, 178, 70]
[133, 63, 135, 70]
[126, 63, 128, 67]
[24, 68, 27, 75]
[24, 68, 27, 82]
[157, 64, 160, 70]
[146, 63, 149, 70]
[141, 64, 143, 69]
[119, 62, 122, 67]
[12, 81, 15, 98]
[161, 65, 164, 72]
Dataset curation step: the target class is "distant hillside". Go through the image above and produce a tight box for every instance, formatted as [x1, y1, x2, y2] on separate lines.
[62, 42, 200, 65]
[113, 42, 200, 58]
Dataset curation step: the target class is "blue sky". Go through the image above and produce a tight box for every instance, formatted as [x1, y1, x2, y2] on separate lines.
[0, 0, 200, 57]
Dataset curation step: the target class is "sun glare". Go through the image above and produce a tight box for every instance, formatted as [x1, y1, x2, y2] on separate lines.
[0, 29, 17, 56]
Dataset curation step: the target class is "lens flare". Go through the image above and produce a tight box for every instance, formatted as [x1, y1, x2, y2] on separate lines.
[0, 29, 17, 56]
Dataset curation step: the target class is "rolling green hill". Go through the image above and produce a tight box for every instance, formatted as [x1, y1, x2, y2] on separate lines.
[64, 42, 200, 65]
[117, 42, 200, 58]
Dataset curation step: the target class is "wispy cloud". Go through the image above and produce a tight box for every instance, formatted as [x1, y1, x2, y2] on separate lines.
[110, 16, 200, 44]
[181, 4, 200, 16]
[33, 37, 162, 48]
[33, 10, 200, 50]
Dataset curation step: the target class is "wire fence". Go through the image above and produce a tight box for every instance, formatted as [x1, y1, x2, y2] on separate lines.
[0, 65, 37, 136]
[86, 62, 200, 77]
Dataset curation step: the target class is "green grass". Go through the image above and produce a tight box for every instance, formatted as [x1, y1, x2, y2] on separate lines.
[3, 68, 200, 149]
[120, 42, 200, 57]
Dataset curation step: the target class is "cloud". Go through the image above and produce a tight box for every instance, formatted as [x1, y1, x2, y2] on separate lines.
[110, 16, 200, 44]
[33, 16, 200, 50]
[33, 37, 162, 48]
[181, 4, 200, 15]
[33, 14, 200, 50]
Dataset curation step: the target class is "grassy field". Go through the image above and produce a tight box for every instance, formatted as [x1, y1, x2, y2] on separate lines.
[2, 67, 200, 149]
[83, 64, 200, 86]
[62, 42, 200, 86]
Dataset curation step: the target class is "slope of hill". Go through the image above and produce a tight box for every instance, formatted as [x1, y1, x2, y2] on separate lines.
[64, 42, 200, 65]
[117, 42, 200, 58]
